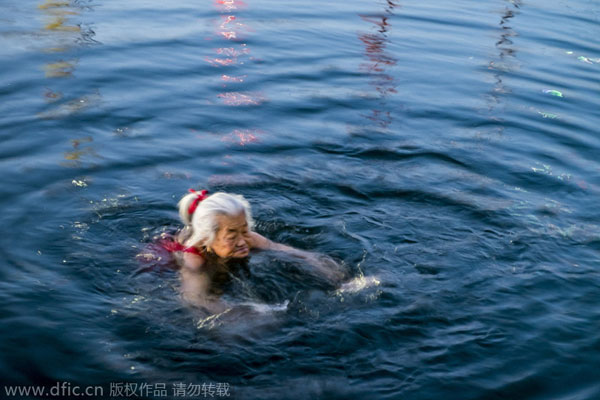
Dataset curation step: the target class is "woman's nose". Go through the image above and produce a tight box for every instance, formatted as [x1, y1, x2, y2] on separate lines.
[236, 235, 246, 247]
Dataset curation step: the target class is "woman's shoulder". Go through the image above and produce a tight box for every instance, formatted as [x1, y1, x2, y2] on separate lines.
[181, 249, 206, 272]
[159, 231, 203, 254]
[158, 234, 206, 270]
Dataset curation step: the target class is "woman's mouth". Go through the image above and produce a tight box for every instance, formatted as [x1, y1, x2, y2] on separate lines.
[234, 246, 249, 256]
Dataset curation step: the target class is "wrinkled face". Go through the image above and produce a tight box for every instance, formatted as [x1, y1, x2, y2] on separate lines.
[210, 212, 251, 259]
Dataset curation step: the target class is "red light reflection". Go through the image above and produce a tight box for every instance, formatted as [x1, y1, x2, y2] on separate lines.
[217, 92, 265, 106]
[215, 0, 247, 12]
[216, 46, 249, 57]
[221, 74, 246, 82]
[221, 129, 262, 145]
[205, 57, 235, 66]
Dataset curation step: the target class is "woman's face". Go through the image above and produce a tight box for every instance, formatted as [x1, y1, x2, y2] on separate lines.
[210, 212, 251, 259]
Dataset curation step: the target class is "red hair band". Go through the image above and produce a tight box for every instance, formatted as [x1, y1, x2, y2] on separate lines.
[187, 189, 209, 216]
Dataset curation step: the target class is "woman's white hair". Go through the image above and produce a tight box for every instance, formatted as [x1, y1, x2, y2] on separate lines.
[178, 191, 254, 248]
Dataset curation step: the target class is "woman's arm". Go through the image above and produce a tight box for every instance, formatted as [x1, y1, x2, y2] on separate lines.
[179, 253, 229, 313]
[249, 232, 347, 284]
[249, 232, 304, 254]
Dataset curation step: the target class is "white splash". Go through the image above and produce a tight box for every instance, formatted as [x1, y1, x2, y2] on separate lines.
[336, 275, 381, 294]
[196, 300, 289, 329]
[238, 300, 289, 313]
[197, 308, 232, 330]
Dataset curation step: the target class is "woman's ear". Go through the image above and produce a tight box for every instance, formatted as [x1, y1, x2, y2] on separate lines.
[201, 240, 212, 253]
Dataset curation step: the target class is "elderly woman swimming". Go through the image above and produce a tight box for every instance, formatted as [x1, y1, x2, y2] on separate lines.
[169, 189, 345, 310]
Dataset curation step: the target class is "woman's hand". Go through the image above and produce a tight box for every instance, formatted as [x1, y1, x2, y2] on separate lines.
[300, 252, 347, 284]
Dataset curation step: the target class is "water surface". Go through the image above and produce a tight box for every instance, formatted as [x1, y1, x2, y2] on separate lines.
[1, 0, 599, 399]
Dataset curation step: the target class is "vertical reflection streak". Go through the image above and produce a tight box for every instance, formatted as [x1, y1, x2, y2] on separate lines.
[37, 0, 102, 168]
[484, 0, 522, 137]
[357, 0, 400, 132]
[205, 0, 264, 146]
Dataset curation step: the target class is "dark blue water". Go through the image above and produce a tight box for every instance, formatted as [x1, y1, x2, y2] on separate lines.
[1, 0, 599, 399]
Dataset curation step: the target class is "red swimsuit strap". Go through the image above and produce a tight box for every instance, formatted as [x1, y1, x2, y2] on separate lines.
[182, 246, 203, 256]
[161, 239, 204, 256]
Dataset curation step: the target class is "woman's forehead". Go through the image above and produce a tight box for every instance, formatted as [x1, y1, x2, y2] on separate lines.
[216, 212, 247, 230]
